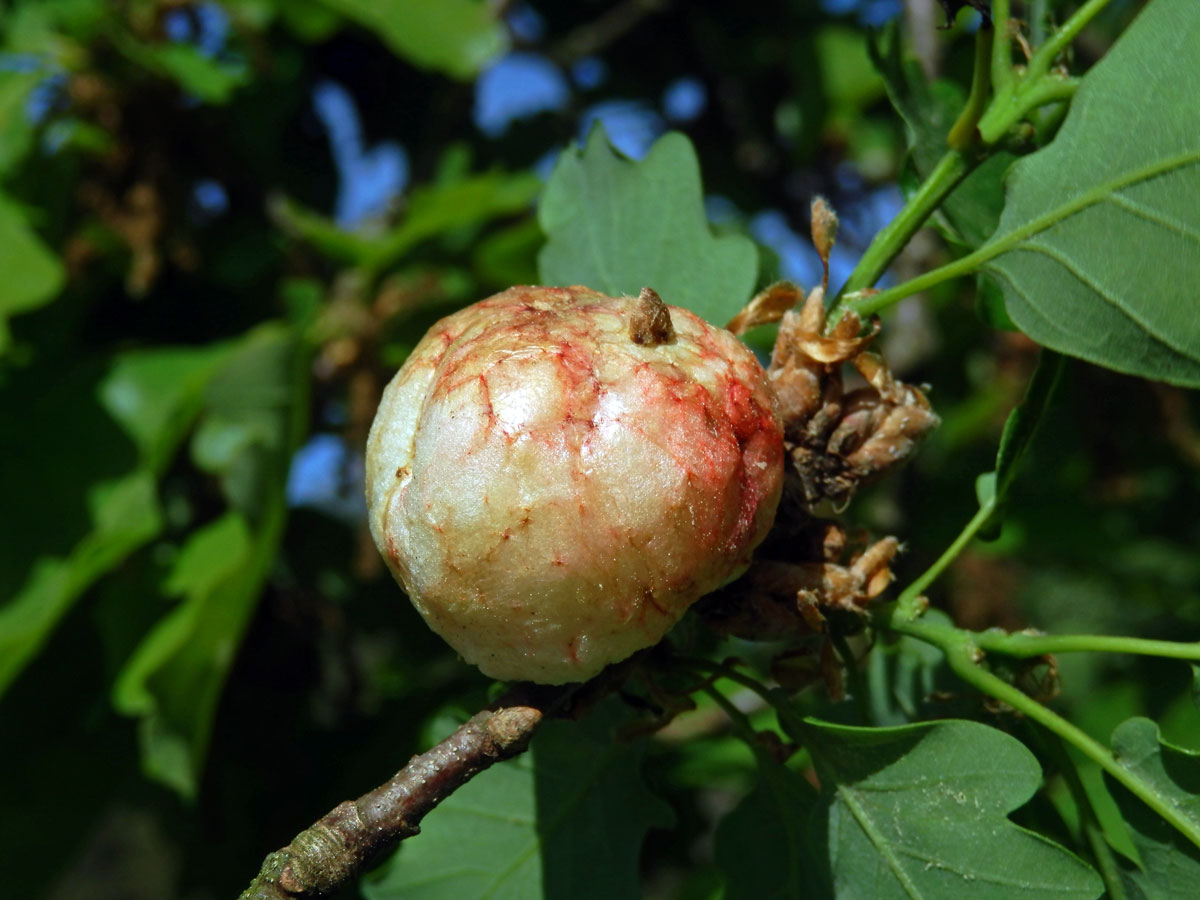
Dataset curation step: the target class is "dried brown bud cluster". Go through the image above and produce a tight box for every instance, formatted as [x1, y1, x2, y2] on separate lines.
[706, 197, 939, 656]
[764, 286, 939, 508]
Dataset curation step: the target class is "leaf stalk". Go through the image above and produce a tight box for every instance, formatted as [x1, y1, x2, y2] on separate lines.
[885, 613, 1200, 854]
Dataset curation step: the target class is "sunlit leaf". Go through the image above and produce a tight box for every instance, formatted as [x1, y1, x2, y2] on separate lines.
[984, 0, 1200, 385]
[315, 0, 507, 79]
[111, 513, 254, 799]
[539, 127, 758, 326]
[1106, 717, 1200, 898]
[0, 193, 65, 354]
[113, 326, 303, 798]
[0, 342, 230, 697]
[99, 343, 233, 471]
[0, 471, 161, 696]
[273, 169, 539, 270]
[363, 701, 673, 900]
[147, 44, 250, 104]
[802, 718, 1104, 899]
[0, 70, 41, 176]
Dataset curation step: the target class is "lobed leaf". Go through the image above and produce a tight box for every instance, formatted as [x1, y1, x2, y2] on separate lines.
[111, 513, 253, 798]
[538, 127, 758, 326]
[1106, 717, 1200, 898]
[983, 0, 1200, 386]
[363, 701, 673, 900]
[111, 326, 303, 798]
[802, 718, 1103, 899]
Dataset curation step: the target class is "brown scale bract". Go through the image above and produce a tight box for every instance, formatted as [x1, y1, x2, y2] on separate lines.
[704, 197, 939, 653]
[366, 285, 784, 684]
[759, 285, 939, 509]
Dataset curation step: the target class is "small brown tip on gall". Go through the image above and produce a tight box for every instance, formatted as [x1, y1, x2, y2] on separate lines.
[811, 196, 839, 290]
[811, 196, 838, 261]
[629, 287, 675, 346]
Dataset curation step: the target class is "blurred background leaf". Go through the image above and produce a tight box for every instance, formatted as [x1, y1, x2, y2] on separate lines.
[315, 0, 508, 79]
[0, 194, 64, 353]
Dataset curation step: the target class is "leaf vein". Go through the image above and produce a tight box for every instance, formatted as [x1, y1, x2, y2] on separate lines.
[984, 152, 1200, 260]
[1000, 239, 1195, 360]
[835, 788, 924, 899]
[1105, 191, 1200, 246]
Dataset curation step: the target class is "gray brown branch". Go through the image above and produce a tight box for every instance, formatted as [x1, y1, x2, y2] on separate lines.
[238, 694, 548, 899]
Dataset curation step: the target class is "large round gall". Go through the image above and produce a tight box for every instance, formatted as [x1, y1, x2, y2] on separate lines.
[366, 285, 783, 683]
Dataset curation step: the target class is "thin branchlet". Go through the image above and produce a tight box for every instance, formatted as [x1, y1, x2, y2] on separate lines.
[238, 694, 548, 899]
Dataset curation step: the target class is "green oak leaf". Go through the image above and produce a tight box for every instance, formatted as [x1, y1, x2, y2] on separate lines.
[981, 0, 1200, 386]
[538, 127, 758, 327]
[802, 718, 1103, 899]
[363, 701, 673, 900]
[111, 326, 303, 798]
[1106, 717, 1200, 898]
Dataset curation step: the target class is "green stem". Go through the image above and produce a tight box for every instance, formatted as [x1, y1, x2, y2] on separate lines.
[990, 0, 1013, 93]
[893, 499, 996, 620]
[1036, 730, 1129, 900]
[846, 140, 1188, 318]
[889, 615, 1200, 853]
[833, 0, 1108, 318]
[845, 242, 985, 318]
[1025, 0, 1113, 83]
[834, 150, 974, 301]
[977, 72, 1079, 144]
[948, 25, 994, 150]
[1029, 0, 1049, 47]
[976, 631, 1200, 661]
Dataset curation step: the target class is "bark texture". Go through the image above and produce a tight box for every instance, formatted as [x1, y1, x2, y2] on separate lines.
[238, 698, 546, 899]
